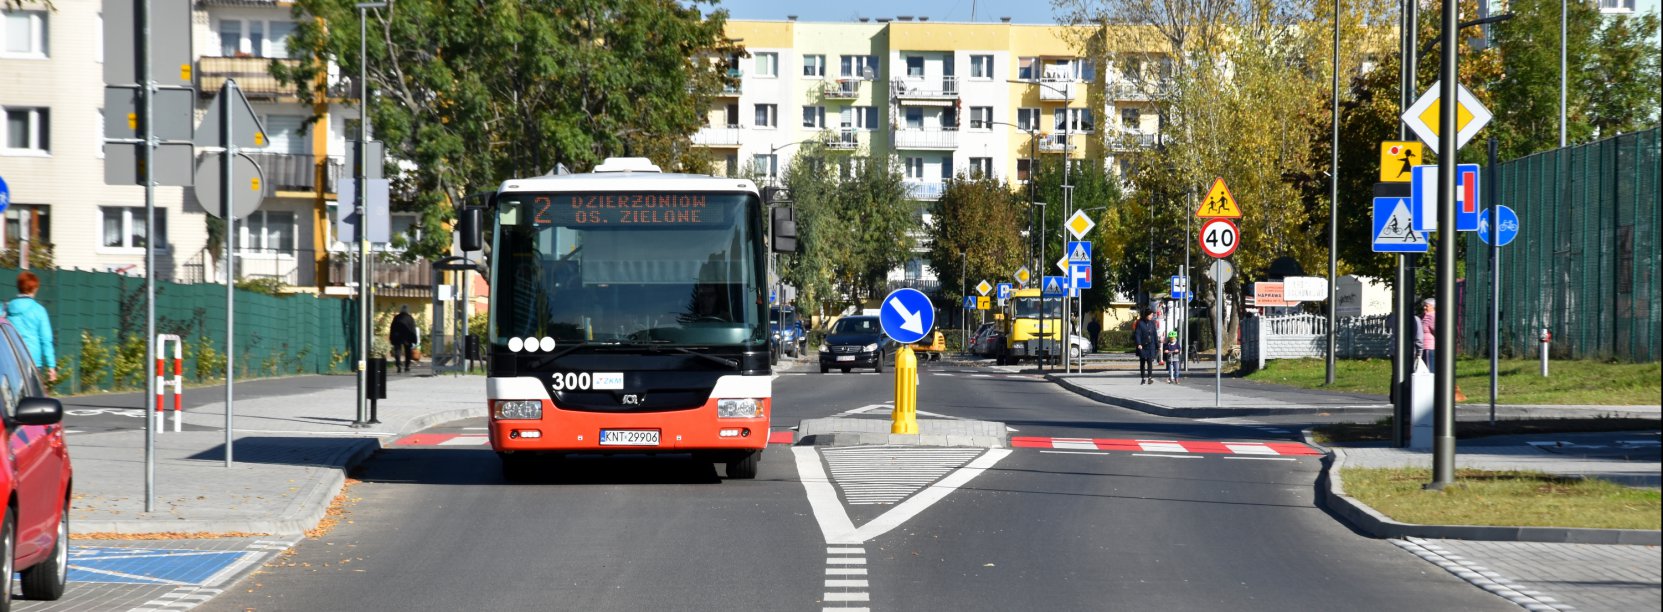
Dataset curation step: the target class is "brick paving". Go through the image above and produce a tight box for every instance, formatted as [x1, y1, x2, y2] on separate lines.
[1415, 538, 1662, 612]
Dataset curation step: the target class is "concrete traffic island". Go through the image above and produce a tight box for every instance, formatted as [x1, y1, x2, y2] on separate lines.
[795, 417, 1007, 448]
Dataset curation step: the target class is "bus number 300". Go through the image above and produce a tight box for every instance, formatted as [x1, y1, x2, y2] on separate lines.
[550, 372, 593, 391]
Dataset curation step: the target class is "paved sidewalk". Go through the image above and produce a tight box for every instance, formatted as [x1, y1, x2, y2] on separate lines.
[69, 374, 484, 535]
[1399, 538, 1661, 612]
[1338, 432, 1662, 488]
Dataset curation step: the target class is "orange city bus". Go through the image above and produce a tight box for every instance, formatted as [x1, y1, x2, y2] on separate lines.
[456, 157, 791, 480]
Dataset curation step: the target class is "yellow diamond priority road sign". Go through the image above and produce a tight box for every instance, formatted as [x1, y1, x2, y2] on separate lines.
[1014, 266, 1031, 287]
[1065, 210, 1095, 239]
[976, 280, 993, 296]
[1401, 81, 1492, 155]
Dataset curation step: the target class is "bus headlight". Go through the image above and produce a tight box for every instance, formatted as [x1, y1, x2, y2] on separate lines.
[494, 400, 543, 420]
[717, 398, 761, 418]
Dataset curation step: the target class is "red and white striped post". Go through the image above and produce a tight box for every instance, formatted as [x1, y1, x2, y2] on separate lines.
[155, 334, 184, 433]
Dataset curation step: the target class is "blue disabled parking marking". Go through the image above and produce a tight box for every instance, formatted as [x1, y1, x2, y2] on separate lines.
[67, 546, 257, 586]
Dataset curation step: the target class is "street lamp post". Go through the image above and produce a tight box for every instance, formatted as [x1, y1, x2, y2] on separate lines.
[353, 1, 386, 429]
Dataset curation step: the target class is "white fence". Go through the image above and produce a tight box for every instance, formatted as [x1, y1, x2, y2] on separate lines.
[1240, 313, 1393, 373]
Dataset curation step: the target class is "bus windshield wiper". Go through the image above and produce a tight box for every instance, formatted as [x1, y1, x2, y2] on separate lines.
[526, 341, 602, 369]
[619, 340, 739, 369]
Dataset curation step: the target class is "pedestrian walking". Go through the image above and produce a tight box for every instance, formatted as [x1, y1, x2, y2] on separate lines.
[1134, 309, 1160, 385]
[1420, 298, 1437, 374]
[6, 271, 57, 382]
[1085, 318, 1101, 354]
[390, 305, 420, 373]
[1163, 331, 1182, 383]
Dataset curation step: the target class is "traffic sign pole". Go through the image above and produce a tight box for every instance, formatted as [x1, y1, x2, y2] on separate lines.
[141, 0, 158, 513]
[1488, 137, 1499, 427]
[220, 80, 236, 466]
[1431, 0, 1459, 491]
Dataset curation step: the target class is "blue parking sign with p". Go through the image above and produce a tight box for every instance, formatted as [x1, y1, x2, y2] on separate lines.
[996, 283, 1012, 301]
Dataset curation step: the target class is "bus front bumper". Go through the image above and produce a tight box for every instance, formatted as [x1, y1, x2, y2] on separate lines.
[489, 399, 770, 454]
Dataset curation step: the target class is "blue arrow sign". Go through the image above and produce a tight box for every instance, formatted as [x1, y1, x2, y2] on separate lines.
[1041, 275, 1067, 297]
[880, 288, 934, 345]
[1066, 240, 1092, 263]
[1478, 205, 1519, 246]
[995, 283, 1012, 302]
[1410, 163, 1481, 232]
[1373, 197, 1429, 253]
[0, 173, 10, 215]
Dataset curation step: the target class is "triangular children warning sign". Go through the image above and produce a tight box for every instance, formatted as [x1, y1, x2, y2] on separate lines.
[1196, 177, 1242, 218]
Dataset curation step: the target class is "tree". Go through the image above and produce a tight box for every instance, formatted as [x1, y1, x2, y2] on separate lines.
[276, 0, 737, 259]
[926, 173, 1028, 308]
[776, 146, 918, 318]
[1028, 156, 1126, 312]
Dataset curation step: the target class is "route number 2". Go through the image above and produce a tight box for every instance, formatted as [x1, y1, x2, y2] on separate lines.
[1199, 218, 1240, 259]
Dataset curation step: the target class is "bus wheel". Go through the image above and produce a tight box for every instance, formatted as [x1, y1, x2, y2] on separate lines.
[726, 451, 761, 479]
[499, 453, 536, 482]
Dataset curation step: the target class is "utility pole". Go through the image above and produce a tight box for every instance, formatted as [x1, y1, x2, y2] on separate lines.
[140, 0, 158, 512]
[1327, 0, 1342, 385]
[1392, 0, 1418, 449]
[353, 2, 385, 428]
[1430, 0, 1459, 489]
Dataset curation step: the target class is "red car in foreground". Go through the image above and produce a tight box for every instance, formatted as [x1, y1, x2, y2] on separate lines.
[1, 316, 71, 610]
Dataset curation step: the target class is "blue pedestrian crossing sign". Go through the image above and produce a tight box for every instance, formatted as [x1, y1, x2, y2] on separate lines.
[1066, 241, 1091, 263]
[1372, 197, 1428, 253]
[962, 295, 976, 310]
[1041, 275, 1067, 297]
[996, 283, 1013, 302]
[0, 173, 10, 214]
[880, 288, 934, 345]
[1478, 205, 1519, 246]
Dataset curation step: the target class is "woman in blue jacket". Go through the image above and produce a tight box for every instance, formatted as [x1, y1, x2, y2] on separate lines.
[6, 271, 56, 382]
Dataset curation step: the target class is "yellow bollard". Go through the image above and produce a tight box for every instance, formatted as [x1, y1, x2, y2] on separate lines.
[892, 346, 919, 434]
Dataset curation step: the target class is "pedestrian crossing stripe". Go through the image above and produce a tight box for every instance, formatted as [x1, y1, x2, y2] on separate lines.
[1012, 436, 1322, 456]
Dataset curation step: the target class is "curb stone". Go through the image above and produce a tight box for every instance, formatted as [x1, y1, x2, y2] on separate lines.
[1392, 537, 1578, 611]
[75, 406, 484, 536]
[1306, 434, 1662, 546]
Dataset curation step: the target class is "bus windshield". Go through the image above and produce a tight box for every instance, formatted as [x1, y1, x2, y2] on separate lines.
[490, 191, 765, 348]
[1013, 297, 1063, 319]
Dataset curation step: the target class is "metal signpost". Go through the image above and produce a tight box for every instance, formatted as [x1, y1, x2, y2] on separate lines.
[1205, 260, 1234, 408]
[196, 80, 269, 467]
[1063, 212, 1094, 373]
[103, 0, 196, 511]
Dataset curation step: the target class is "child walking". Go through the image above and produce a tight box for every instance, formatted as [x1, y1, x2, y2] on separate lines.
[1162, 331, 1182, 383]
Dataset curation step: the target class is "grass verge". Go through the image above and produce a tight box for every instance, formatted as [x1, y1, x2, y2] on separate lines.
[1312, 417, 1663, 444]
[1341, 467, 1661, 530]
[1246, 358, 1661, 405]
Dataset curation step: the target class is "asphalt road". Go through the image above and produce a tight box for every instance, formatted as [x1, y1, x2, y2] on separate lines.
[201, 360, 1514, 611]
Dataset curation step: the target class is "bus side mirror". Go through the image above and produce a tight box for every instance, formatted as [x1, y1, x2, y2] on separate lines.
[459, 206, 484, 252]
[771, 206, 799, 254]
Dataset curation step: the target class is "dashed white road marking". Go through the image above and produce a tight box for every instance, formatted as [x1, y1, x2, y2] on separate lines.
[1040, 450, 1109, 456]
[1224, 456, 1298, 461]
[1137, 442, 1187, 453]
[1132, 453, 1203, 459]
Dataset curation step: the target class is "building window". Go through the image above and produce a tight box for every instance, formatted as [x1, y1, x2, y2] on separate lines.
[969, 107, 993, 130]
[803, 54, 825, 77]
[969, 55, 993, 79]
[1017, 108, 1040, 132]
[802, 106, 825, 129]
[99, 206, 167, 250]
[1016, 159, 1032, 182]
[969, 157, 993, 178]
[905, 157, 924, 179]
[841, 55, 877, 79]
[754, 52, 778, 77]
[847, 106, 876, 130]
[939, 156, 952, 180]
[724, 103, 739, 127]
[217, 18, 295, 58]
[3, 204, 49, 247]
[1054, 108, 1094, 132]
[754, 104, 777, 128]
[752, 154, 778, 178]
[2, 107, 49, 154]
[723, 154, 738, 177]
[1599, 0, 1635, 11]
[1121, 107, 1141, 129]
[241, 211, 296, 254]
[1017, 57, 1037, 81]
[906, 56, 924, 77]
[905, 107, 923, 129]
[2, 10, 47, 58]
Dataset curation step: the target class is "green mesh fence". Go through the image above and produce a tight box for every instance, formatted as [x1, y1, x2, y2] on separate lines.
[1464, 128, 1660, 362]
[0, 268, 356, 393]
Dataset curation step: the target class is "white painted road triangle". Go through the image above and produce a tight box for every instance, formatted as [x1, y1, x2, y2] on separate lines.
[794, 446, 1011, 545]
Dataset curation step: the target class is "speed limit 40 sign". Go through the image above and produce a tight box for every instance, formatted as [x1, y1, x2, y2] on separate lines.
[1199, 218, 1240, 258]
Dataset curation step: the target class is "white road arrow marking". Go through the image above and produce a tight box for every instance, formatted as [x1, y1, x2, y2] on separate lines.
[889, 297, 924, 334]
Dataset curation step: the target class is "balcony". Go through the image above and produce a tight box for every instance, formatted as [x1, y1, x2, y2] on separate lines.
[893, 128, 958, 150]
[823, 129, 860, 150]
[692, 126, 743, 147]
[904, 180, 946, 201]
[198, 56, 301, 101]
[244, 153, 345, 194]
[892, 76, 959, 103]
[821, 79, 861, 99]
[1037, 77, 1078, 101]
[719, 69, 743, 96]
[328, 253, 435, 299]
[1109, 131, 1161, 151]
[1037, 133, 1077, 153]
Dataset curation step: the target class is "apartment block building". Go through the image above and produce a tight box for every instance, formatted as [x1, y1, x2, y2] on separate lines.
[2, 0, 428, 297]
[699, 17, 1167, 291]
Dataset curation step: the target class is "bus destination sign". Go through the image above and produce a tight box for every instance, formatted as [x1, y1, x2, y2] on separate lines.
[532, 193, 731, 227]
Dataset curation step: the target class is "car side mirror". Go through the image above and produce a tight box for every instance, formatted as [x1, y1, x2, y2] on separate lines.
[13, 397, 62, 426]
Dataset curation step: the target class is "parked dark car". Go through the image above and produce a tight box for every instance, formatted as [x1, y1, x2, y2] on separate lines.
[1, 316, 72, 608]
[770, 307, 806, 358]
[817, 316, 896, 373]
[969, 323, 1005, 357]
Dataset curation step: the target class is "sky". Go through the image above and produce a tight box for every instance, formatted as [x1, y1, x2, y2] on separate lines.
[707, 0, 1067, 25]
